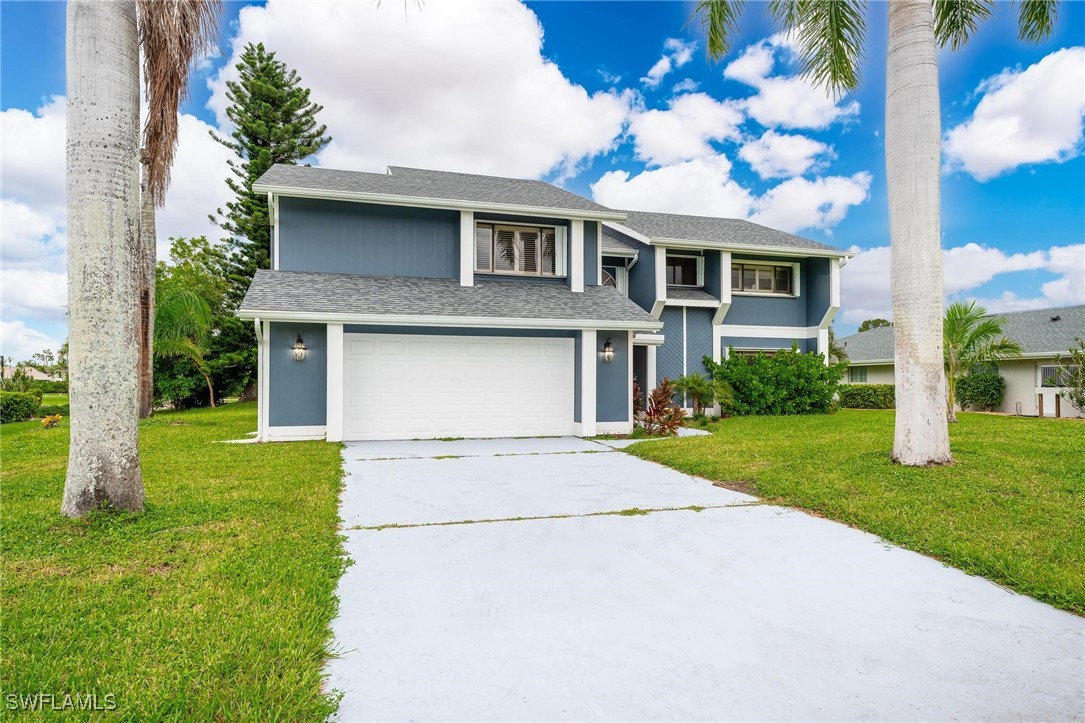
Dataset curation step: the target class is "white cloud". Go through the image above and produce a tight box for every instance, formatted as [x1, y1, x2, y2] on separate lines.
[672, 78, 700, 94]
[590, 155, 755, 218]
[0, 320, 64, 364]
[752, 172, 872, 232]
[839, 242, 1085, 325]
[628, 93, 744, 166]
[0, 97, 67, 216]
[739, 129, 834, 179]
[641, 38, 696, 89]
[944, 47, 1085, 181]
[209, 0, 630, 180]
[724, 37, 859, 130]
[1, 268, 68, 320]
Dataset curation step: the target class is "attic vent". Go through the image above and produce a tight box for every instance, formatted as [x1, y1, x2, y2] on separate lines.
[1051, 315, 1062, 322]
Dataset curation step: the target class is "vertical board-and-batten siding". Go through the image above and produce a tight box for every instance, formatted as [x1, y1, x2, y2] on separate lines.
[278, 197, 459, 278]
[269, 322, 327, 427]
[657, 307, 684, 384]
[684, 308, 714, 376]
[596, 330, 629, 422]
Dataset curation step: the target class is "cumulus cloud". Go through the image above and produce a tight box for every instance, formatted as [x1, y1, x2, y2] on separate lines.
[739, 129, 834, 179]
[208, 0, 630, 180]
[591, 155, 755, 218]
[752, 172, 872, 232]
[944, 47, 1085, 181]
[0, 320, 65, 364]
[641, 38, 696, 89]
[628, 93, 744, 166]
[672, 78, 700, 94]
[724, 36, 859, 129]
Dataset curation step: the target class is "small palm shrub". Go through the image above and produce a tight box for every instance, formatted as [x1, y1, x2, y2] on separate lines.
[957, 372, 1006, 411]
[642, 378, 686, 436]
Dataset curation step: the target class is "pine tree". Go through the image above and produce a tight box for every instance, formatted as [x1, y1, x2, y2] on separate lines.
[210, 42, 331, 300]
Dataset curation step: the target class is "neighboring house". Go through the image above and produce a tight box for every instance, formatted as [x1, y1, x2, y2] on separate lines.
[1, 365, 61, 381]
[238, 164, 850, 442]
[840, 305, 1085, 418]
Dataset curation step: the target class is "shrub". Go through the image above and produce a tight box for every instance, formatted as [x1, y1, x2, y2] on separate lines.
[35, 379, 68, 394]
[957, 372, 1006, 411]
[642, 378, 686, 436]
[705, 345, 846, 416]
[838, 384, 895, 409]
[41, 414, 63, 428]
[38, 404, 70, 417]
[0, 368, 43, 401]
[632, 376, 644, 418]
[1, 391, 40, 423]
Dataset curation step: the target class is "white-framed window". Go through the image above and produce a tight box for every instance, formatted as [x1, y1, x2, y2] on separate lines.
[731, 262, 798, 296]
[475, 222, 565, 277]
[849, 366, 868, 383]
[666, 254, 704, 287]
[601, 265, 628, 294]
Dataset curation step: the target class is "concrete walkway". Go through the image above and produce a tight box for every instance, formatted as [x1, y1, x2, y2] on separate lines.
[327, 437, 1085, 722]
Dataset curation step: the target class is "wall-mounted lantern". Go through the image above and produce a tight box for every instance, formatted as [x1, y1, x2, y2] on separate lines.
[292, 334, 307, 361]
[602, 337, 615, 363]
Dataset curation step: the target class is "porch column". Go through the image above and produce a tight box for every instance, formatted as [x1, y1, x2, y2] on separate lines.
[646, 343, 658, 391]
[580, 329, 597, 436]
[326, 323, 344, 442]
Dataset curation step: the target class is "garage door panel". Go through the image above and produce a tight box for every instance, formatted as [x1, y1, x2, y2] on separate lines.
[343, 333, 575, 441]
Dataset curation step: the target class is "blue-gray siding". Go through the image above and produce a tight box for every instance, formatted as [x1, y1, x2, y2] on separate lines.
[685, 308, 714, 376]
[804, 257, 831, 326]
[657, 307, 684, 384]
[269, 322, 327, 427]
[278, 197, 459, 278]
[703, 250, 722, 299]
[628, 243, 657, 313]
[596, 331, 629, 422]
[584, 221, 599, 287]
[721, 336, 816, 355]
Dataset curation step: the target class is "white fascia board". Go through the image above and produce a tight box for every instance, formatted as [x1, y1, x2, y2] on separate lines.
[251, 183, 628, 222]
[237, 309, 663, 332]
[850, 359, 895, 366]
[818, 257, 841, 328]
[599, 248, 639, 259]
[633, 333, 665, 346]
[663, 298, 720, 308]
[650, 237, 852, 259]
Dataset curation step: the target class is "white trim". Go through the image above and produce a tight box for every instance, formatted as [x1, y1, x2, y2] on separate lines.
[633, 333, 665, 346]
[602, 221, 653, 245]
[600, 247, 639, 259]
[474, 221, 565, 279]
[730, 259, 800, 298]
[570, 220, 584, 292]
[664, 252, 705, 287]
[650, 237, 853, 259]
[238, 309, 662, 332]
[663, 298, 719, 308]
[682, 307, 688, 376]
[654, 246, 666, 307]
[717, 324, 819, 339]
[258, 319, 271, 441]
[819, 257, 841, 328]
[266, 425, 327, 442]
[597, 421, 634, 435]
[817, 327, 830, 365]
[252, 183, 628, 221]
[646, 343, 658, 389]
[270, 193, 280, 270]
[714, 250, 732, 325]
[580, 329, 597, 437]
[326, 323, 344, 442]
[627, 329, 634, 426]
[459, 210, 474, 287]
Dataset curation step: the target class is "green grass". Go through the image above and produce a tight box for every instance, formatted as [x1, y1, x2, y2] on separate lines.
[627, 411, 1085, 615]
[1, 403, 346, 720]
[41, 393, 68, 406]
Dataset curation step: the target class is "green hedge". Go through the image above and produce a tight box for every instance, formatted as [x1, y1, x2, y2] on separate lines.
[706, 346, 847, 415]
[35, 379, 68, 394]
[838, 384, 895, 409]
[958, 372, 1006, 411]
[1, 392, 41, 423]
[38, 404, 70, 417]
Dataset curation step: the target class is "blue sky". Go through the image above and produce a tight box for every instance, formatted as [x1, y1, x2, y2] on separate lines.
[2, 0, 1083, 360]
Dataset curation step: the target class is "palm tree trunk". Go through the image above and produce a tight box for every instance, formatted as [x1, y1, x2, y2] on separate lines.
[62, 0, 144, 516]
[886, 0, 953, 466]
[137, 156, 156, 419]
[203, 371, 216, 408]
[946, 373, 958, 423]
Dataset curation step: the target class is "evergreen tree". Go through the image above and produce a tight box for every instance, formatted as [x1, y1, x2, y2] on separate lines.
[210, 42, 331, 299]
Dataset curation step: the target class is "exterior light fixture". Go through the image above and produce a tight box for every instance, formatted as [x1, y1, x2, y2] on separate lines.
[292, 334, 307, 361]
[602, 337, 615, 363]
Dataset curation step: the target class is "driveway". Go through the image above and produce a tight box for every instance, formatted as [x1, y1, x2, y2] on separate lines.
[327, 437, 1084, 722]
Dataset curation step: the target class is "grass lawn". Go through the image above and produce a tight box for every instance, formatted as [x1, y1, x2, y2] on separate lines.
[1, 403, 346, 720]
[628, 411, 1085, 615]
[41, 393, 69, 406]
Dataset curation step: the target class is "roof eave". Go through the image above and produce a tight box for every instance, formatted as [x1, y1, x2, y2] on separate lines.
[237, 308, 662, 332]
[648, 236, 852, 258]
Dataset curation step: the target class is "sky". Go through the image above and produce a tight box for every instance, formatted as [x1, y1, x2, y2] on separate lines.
[2, 0, 1084, 361]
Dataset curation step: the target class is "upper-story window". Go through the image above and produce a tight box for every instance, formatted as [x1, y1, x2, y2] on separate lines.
[731, 262, 796, 296]
[475, 222, 563, 277]
[666, 254, 703, 287]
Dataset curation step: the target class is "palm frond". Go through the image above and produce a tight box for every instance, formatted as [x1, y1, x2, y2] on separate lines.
[933, 0, 996, 51]
[784, 0, 867, 96]
[767, 0, 806, 30]
[155, 288, 212, 348]
[691, 0, 747, 60]
[138, 0, 221, 203]
[1016, 0, 1058, 43]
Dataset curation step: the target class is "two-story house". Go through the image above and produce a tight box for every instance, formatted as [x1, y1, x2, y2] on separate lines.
[238, 164, 851, 442]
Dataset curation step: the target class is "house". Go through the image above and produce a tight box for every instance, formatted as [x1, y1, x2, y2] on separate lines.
[840, 305, 1085, 418]
[1, 365, 61, 381]
[237, 164, 851, 442]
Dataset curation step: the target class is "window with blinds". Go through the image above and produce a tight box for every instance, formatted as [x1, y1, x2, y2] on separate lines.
[475, 223, 561, 277]
[731, 263, 796, 296]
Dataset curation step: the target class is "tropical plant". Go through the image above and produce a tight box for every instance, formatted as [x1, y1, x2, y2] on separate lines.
[956, 372, 1006, 412]
[706, 346, 846, 416]
[642, 378, 686, 436]
[673, 372, 733, 416]
[0, 367, 40, 395]
[1051, 337, 1085, 413]
[692, 0, 1058, 465]
[827, 326, 848, 363]
[858, 318, 892, 333]
[41, 414, 64, 429]
[0, 392, 40, 423]
[155, 289, 217, 408]
[632, 375, 645, 417]
[942, 301, 1023, 422]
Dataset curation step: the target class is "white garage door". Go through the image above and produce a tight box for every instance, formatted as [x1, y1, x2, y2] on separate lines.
[343, 333, 575, 441]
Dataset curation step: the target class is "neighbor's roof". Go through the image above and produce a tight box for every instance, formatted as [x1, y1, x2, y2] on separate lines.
[842, 305, 1085, 363]
[238, 270, 662, 329]
[617, 210, 848, 256]
[254, 164, 625, 219]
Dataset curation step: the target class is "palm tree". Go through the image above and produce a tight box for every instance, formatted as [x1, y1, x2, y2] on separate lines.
[63, 0, 219, 518]
[943, 301, 1023, 422]
[828, 326, 848, 364]
[693, 0, 1057, 465]
[155, 289, 217, 408]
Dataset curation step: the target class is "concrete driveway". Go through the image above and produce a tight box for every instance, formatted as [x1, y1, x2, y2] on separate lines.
[327, 437, 1084, 722]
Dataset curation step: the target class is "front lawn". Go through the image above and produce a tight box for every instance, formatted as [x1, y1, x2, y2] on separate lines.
[1, 403, 346, 719]
[628, 411, 1085, 614]
[41, 393, 69, 406]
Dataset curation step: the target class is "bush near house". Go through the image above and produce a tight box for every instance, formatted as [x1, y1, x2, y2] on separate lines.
[838, 384, 895, 409]
[705, 346, 846, 416]
[34, 380, 69, 394]
[1, 391, 41, 423]
[957, 372, 1006, 411]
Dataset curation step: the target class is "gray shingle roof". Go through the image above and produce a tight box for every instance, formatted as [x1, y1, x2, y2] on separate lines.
[619, 210, 847, 255]
[239, 270, 661, 328]
[841, 305, 1085, 362]
[666, 287, 719, 302]
[601, 227, 641, 256]
[254, 164, 622, 218]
